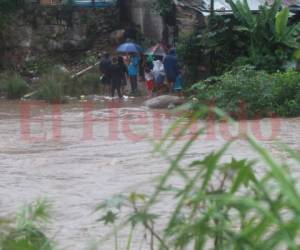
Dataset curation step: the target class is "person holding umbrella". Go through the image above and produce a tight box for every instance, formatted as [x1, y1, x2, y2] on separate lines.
[128, 53, 140, 95]
[117, 42, 143, 95]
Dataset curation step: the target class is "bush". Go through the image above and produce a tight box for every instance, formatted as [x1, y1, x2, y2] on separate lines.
[177, 1, 300, 84]
[190, 66, 300, 118]
[0, 199, 53, 250]
[176, 15, 240, 84]
[272, 70, 300, 117]
[0, 73, 29, 99]
[37, 68, 72, 103]
[74, 71, 101, 95]
[191, 66, 275, 118]
[177, 33, 206, 85]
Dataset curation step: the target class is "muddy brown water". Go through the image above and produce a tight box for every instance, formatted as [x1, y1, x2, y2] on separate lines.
[0, 99, 300, 250]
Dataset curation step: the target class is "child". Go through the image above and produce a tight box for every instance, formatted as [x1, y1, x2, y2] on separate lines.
[145, 67, 154, 98]
[152, 58, 165, 95]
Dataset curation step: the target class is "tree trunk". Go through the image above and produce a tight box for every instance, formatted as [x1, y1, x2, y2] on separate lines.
[162, 16, 169, 45]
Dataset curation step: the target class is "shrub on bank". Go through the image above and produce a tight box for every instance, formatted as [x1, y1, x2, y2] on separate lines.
[74, 71, 101, 95]
[0, 73, 29, 99]
[190, 66, 300, 118]
[191, 66, 276, 118]
[273, 70, 300, 117]
[37, 69, 72, 103]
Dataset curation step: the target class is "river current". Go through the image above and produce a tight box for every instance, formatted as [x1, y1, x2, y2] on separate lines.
[0, 99, 299, 249]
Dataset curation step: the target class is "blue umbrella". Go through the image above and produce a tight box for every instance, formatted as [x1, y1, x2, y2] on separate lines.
[117, 42, 143, 53]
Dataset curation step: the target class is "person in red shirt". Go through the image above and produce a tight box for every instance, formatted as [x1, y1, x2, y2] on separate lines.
[145, 67, 154, 98]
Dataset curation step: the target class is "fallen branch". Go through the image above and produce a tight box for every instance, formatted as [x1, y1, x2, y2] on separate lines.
[71, 62, 100, 79]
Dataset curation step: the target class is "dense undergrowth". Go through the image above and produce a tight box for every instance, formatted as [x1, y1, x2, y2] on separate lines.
[0, 67, 103, 103]
[0, 72, 29, 99]
[177, 0, 300, 83]
[190, 66, 300, 118]
[176, 0, 300, 119]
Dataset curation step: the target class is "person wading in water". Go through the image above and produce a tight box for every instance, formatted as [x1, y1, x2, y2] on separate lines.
[99, 52, 112, 96]
[117, 56, 128, 96]
[128, 54, 140, 95]
[108, 57, 123, 99]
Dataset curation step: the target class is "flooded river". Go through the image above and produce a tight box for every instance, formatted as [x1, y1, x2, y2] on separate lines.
[0, 99, 300, 250]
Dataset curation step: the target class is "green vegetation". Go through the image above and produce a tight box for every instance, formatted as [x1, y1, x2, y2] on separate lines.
[0, 0, 27, 39]
[96, 109, 300, 249]
[23, 57, 57, 76]
[228, 0, 300, 71]
[0, 199, 53, 250]
[74, 71, 101, 96]
[153, 0, 175, 43]
[273, 70, 300, 116]
[179, 0, 300, 119]
[0, 0, 26, 13]
[37, 68, 72, 104]
[0, 64, 103, 102]
[177, 0, 300, 84]
[0, 72, 29, 99]
[190, 66, 300, 118]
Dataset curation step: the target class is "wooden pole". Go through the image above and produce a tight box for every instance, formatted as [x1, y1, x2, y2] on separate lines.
[210, 0, 214, 17]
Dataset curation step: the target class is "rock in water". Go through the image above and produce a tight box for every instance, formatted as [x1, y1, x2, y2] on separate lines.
[144, 95, 184, 109]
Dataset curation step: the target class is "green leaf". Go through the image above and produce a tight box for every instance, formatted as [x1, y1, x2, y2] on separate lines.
[233, 25, 251, 32]
[128, 192, 146, 203]
[275, 7, 289, 40]
[98, 211, 117, 225]
[229, 159, 256, 193]
[129, 211, 158, 226]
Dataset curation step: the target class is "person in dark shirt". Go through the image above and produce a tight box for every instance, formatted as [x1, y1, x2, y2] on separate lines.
[109, 57, 123, 99]
[99, 52, 112, 96]
[163, 48, 180, 94]
[118, 56, 128, 95]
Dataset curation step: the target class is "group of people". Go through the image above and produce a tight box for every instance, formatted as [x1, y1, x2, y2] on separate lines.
[99, 52, 140, 99]
[99, 48, 183, 99]
[144, 48, 183, 97]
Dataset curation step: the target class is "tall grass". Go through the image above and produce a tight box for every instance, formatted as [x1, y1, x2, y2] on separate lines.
[0, 199, 53, 250]
[0, 72, 29, 99]
[96, 107, 300, 250]
[73, 71, 101, 96]
[37, 68, 72, 104]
